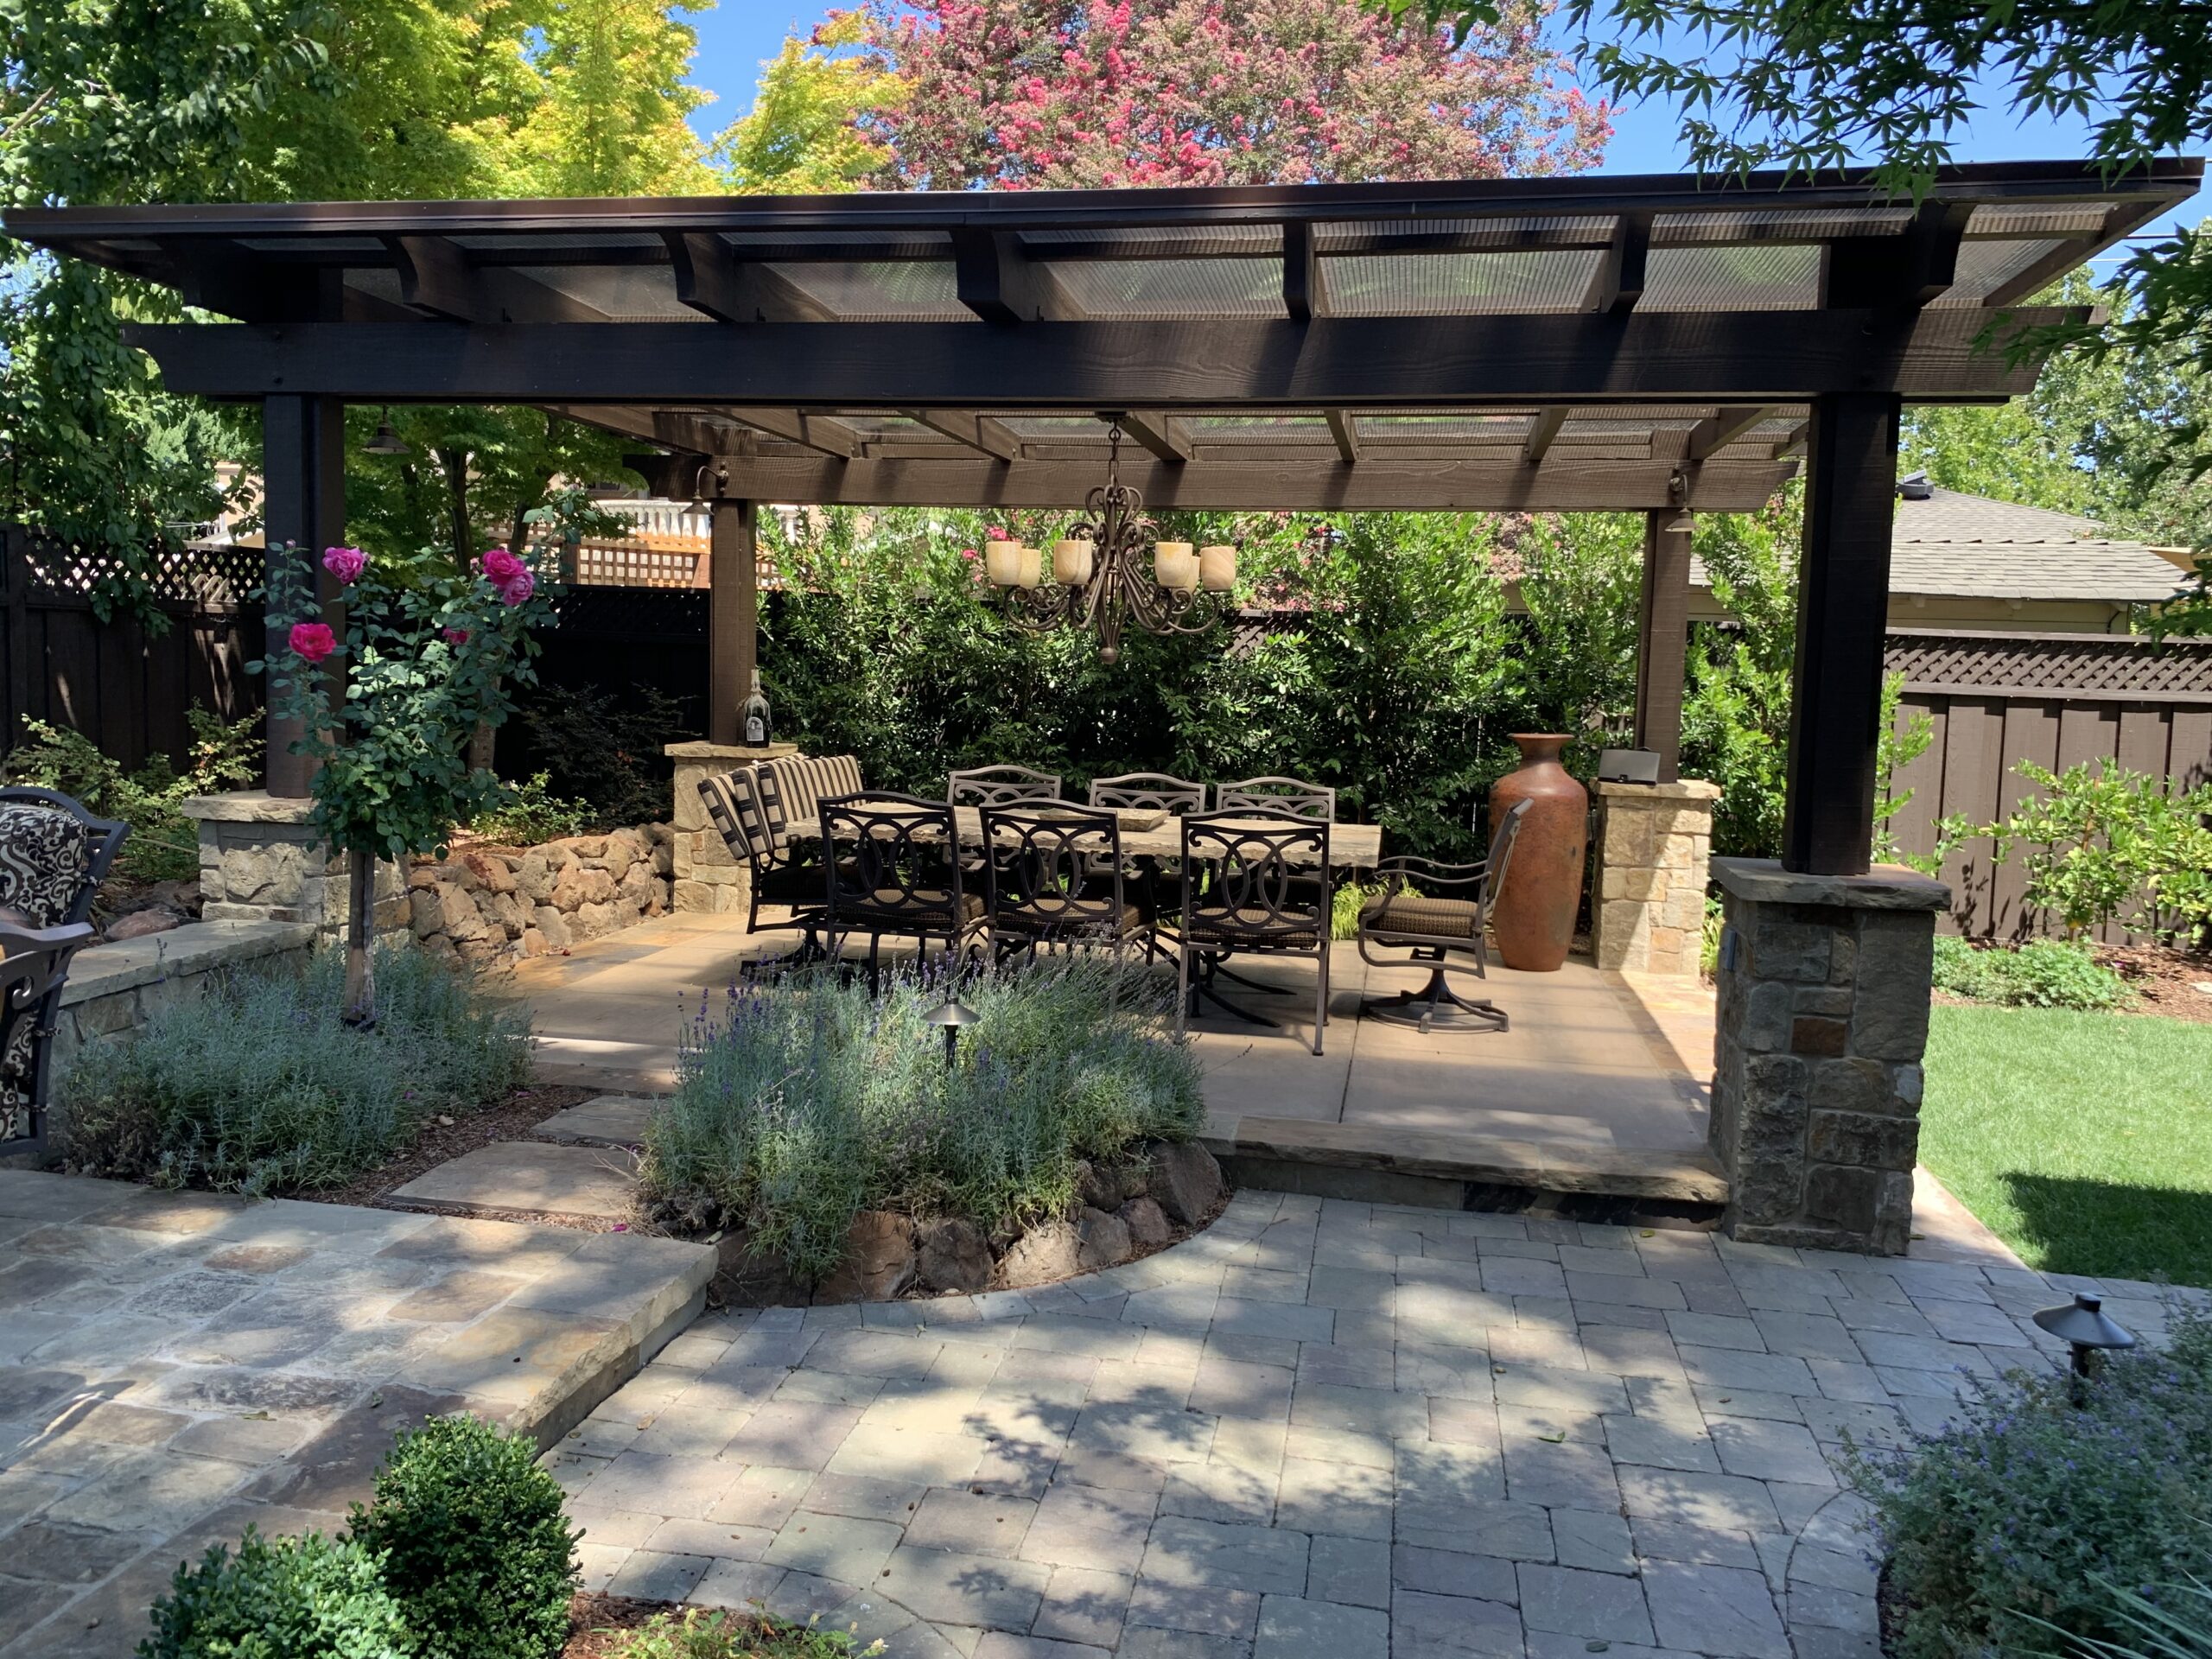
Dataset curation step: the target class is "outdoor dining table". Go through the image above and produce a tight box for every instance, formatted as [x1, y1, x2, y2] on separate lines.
[781, 805, 1383, 869]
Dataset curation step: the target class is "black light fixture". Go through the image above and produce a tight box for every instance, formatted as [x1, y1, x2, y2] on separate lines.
[364, 408, 409, 456]
[685, 460, 728, 518]
[921, 999, 979, 1068]
[2032, 1293, 2136, 1395]
[1662, 467, 1695, 533]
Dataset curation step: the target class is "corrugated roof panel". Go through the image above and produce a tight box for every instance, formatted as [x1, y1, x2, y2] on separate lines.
[1326, 250, 1605, 315]
[1653, 207, 1912, 245]
[1641, 243, 1821, 310]
[1050, 257, 1284, 318]
[1936, 238, 2065, 303]
[516, 264, 701, 321]
[766, 261, 973, 321]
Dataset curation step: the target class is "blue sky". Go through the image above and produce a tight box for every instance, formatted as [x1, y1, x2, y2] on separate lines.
[685, 0, 2202, 254]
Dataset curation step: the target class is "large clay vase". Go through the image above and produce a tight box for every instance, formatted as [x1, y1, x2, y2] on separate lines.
[1486, 734, 1588, 972]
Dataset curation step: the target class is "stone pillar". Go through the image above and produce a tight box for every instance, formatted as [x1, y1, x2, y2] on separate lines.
[1707, 855, 1947, 1255]
[180, 792, 407, 944]
[1592, 779, 1719, 976]
[664, 741, 798, 918]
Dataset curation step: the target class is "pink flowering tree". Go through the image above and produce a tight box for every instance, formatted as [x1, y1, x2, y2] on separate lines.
[256, 543, 559, 1025]
[856, 0, 1609, 188]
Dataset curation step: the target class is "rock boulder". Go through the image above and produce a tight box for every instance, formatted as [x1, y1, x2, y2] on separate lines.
[993, 1219, 1082, 1290]
[816, 1210, 917, 1302]
[1076, 1206, 1133, 1272]
[915, 1217, 994, 1294]
[1148, 1141, 1225, 1226]
[1118, 1196, 1173, 1249]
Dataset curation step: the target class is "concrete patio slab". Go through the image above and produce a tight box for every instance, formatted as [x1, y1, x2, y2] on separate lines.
[388, 1141, 643, 1221]
[0, 1170, 713, 1658]
[538, 1095, 658, 1147]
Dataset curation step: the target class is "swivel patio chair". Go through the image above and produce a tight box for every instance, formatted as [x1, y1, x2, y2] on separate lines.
[0, 785, 128, 1155]
[1356, 798, 1530, 1034]
[980, 802, 1144, 965]
[819, 791, 985, 994]
[697, 763, 830, 977]
[1173, 810, 1332, 1056]
[949, 765, 1064, 808]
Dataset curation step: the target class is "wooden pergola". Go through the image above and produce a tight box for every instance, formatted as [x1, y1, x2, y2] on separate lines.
[8, 159, 2197, 875]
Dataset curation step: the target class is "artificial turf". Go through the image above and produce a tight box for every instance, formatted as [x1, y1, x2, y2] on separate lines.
[1919, 1003, 2212, 1285]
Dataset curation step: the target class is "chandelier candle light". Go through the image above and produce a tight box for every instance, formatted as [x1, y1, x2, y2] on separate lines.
[988, 422, 1235, 664]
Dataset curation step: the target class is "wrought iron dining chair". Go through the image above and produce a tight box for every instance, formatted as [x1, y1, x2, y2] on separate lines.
[1173, 810, 1332, 1056]
[1214, 775, 1336, 822]
[0, 919, 98, 1156]
[1357, 798, 1530, 1033]
[819, 791, 985, 994]
[980, 802, 1143, 964]
[697, 764, 830, 976]
[948, 766, 1064, 807]
[0, 785, 128, 1158]
[1088, 773, 1207, 816]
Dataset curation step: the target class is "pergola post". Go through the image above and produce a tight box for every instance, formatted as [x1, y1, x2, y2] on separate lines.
[260, 394, 346, 798]
[1633, 508, 1693, 783]
[707, 498, 758, 746]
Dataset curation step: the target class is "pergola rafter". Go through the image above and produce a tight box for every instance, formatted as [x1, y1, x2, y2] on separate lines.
[10, 158, 2196, 874]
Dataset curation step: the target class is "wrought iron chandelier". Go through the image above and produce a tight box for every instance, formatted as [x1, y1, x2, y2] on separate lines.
[983, 421, 1235, 664]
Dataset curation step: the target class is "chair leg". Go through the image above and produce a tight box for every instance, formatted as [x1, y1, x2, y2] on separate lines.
[1313, 946, 1328, 1057]
[1362, 963, 1509, 1033]
[1174, 944, 1192, 1039]
[868, 934, 882, 998]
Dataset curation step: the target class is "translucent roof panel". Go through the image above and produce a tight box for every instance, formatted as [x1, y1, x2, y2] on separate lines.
[1326, 251, 1606, 315]
[519, 265, 702, 321]
[1642, 243, 1822, 310]
[766, 261, 973, 321]
[1935, 238, 2066, 305]
[1048, 257, 1285, 319]
[1652, 208, 1912, 245]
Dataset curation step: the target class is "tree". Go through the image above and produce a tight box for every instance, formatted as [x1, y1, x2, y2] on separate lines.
[859, 0, 1608, 190]
[504, 0, 715, 197]
[713, 14, 906, 194]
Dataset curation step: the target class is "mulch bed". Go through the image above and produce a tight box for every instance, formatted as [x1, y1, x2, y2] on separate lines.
[2094, 941, 2212, 1025]
[562, 1593, 844, 1657]
[312, 1081, 600, 1211]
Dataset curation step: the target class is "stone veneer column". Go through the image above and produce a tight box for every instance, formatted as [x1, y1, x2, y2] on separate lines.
[1707, 855, 1947, 1255]
[664, 741, 798, 917]
[1591, 779, 1719, 976]
[180, 791, 406, 943]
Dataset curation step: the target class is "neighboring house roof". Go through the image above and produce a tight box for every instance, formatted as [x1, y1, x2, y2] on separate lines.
[1689, 486, 2187, 603]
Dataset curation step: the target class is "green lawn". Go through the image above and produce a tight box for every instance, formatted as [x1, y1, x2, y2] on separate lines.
[1920, 1004, 2212, 1284]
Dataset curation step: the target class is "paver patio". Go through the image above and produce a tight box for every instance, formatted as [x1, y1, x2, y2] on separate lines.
[0, 1170, 714, 1658]
[547, 1188, 2193, 1659]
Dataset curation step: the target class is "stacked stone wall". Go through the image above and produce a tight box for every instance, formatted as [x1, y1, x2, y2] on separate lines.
[405, 826, 675, 962]
[1591, 779, 1718, 976]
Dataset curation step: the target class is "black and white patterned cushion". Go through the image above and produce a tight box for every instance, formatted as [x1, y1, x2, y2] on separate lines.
[0, 804, 91, 1131]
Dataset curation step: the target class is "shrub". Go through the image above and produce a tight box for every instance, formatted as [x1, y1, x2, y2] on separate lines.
[642, 957, 1205, 1279]
[4, 706, 259, 884]
[512, 680, 688, 830]
[1930, 934, 2133, 1010]
[1992, 760, 2212, 943]
[60, 942, 531, 1194]
[470, 771, 591, 845]
[138, 1526, 409, 1659]
[601, 1608, 883, 1659]
[346, 1414, 577, 1659]
[1853, 1307, 2212, 1659]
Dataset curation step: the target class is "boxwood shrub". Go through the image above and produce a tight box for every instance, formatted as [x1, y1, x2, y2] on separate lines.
[138, 1527, 409, 1659]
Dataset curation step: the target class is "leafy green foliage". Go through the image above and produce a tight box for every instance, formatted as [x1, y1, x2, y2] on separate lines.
[1679, 490, 1800, 858]
[512, 681, 689, 831]
[138, 1525, 409, 1659]
[1852, 1307, 2212, 1659]
[60, 943, 531, 1195]
[2051, 1577, 2212, 1659]
[643, 958, 1205, 1281]
[601, 1608, 885, 1659]
[3, 707, 259, 883]
[1930, 935, 2133, 1011]
[712, 15, 905, 194]
[1991, 761, 2212, 941]
[347, 1414, 578, 1659]
[469, 772, 591, 846]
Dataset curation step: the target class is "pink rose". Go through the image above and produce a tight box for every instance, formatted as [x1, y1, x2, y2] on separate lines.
[495, 569, 535, 607]
[960, 547, 979, 561]
[986, 526, 1011, 541]
[289, 622, 336, 664]
[481, 547, 525, 584]
[442, 627, 470, 646]
[321, 546, 367, 583]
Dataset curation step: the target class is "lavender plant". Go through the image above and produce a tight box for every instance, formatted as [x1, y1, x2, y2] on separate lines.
[639, 957, 1204, 1280]
[1851, 1306, 2212, 1659]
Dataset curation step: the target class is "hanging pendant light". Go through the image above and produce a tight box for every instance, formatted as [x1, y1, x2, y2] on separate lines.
[983, 420, 1232, 665]
[364, 409, 410, 456]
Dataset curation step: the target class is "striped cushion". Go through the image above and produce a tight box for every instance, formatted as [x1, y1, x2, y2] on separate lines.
[770, 753, 864, 823]
[699, 768, 774, 862]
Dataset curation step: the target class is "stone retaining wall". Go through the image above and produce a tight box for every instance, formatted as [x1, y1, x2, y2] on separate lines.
[405, 826, 675, 962]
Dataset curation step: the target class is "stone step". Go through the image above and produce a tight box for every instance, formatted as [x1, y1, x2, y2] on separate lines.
[537, 1094, 658, 1147]
[389, 1141, 642, 1222]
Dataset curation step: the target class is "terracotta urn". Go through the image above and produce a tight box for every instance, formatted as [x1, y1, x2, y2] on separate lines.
[1486, 734, 1588, 972]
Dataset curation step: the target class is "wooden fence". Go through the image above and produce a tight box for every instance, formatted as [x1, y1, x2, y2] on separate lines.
[1882, 626, 2212, 941]
[1, 530, 264, 777]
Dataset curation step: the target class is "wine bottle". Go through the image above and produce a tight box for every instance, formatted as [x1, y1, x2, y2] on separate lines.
[741, 668, 772, 748]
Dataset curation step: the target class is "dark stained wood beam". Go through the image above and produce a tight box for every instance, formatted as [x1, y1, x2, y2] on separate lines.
[708, 499, 758, 745]
[1282, 221, 1328, 321]
[127, 307, 2079, 407]
[261, 395, 346, 797]
[1587, 217, 1651, 313]
[1770, 419, 1811, 457]
[1822, 200, 1974, 310]
[162, 238, 337, 323]
[954, 227, 1080, 322]
[723, 408, 865, 458]
[698, 454, 1796, 512]
[664, 232, 835, 322]
[652, 409, 755, 457]
[1116, 411, 1194, 462]
[1324, 409, 1361, 464]
[1634, 509, 1694, 782]
[905, 409, 1023, 461]
[384, 235, 608, 322]
[1685, 405, 1773, 461]
[1522, 407, 1569, 463]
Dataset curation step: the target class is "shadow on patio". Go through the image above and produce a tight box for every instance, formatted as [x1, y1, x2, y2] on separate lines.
[505, 915, 1725, 1210]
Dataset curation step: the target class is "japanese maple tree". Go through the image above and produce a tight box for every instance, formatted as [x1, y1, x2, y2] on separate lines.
[857, 0, 1609, 189]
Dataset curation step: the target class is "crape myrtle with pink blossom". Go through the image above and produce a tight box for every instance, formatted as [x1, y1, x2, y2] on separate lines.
[855, 0, 1608, 190]
[252, 542, 560, 1022]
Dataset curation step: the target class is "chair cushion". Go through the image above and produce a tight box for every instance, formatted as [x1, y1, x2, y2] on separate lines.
[0, 804, 90, 929]
[842, 890, 985, 929]
[1361, 892, 1482, 941]
[1185, 906, 1320, 950]
[995, 893, 1141, 936]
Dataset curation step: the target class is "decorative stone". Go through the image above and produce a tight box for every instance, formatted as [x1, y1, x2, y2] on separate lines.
[1147, 1141, 1225, 1226]
[572, 900, 622, 940]
[1076, 1161, 1121, 1213]
[513, 854, 553, 903]
[992, 1219, 1083, 1289]
[717, 1231, 809, 1306]
[816, 1211, 916, 1302]
[1119, 1196, 1173, 1247]
[1076, 1206, 1132, 1271]
[106, 907, 182, 942]
[461, 851, 516, 893]
[517, 927, 550, 958]
[915, 1217, 994, 1294]
[533, 906, 572, 950]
